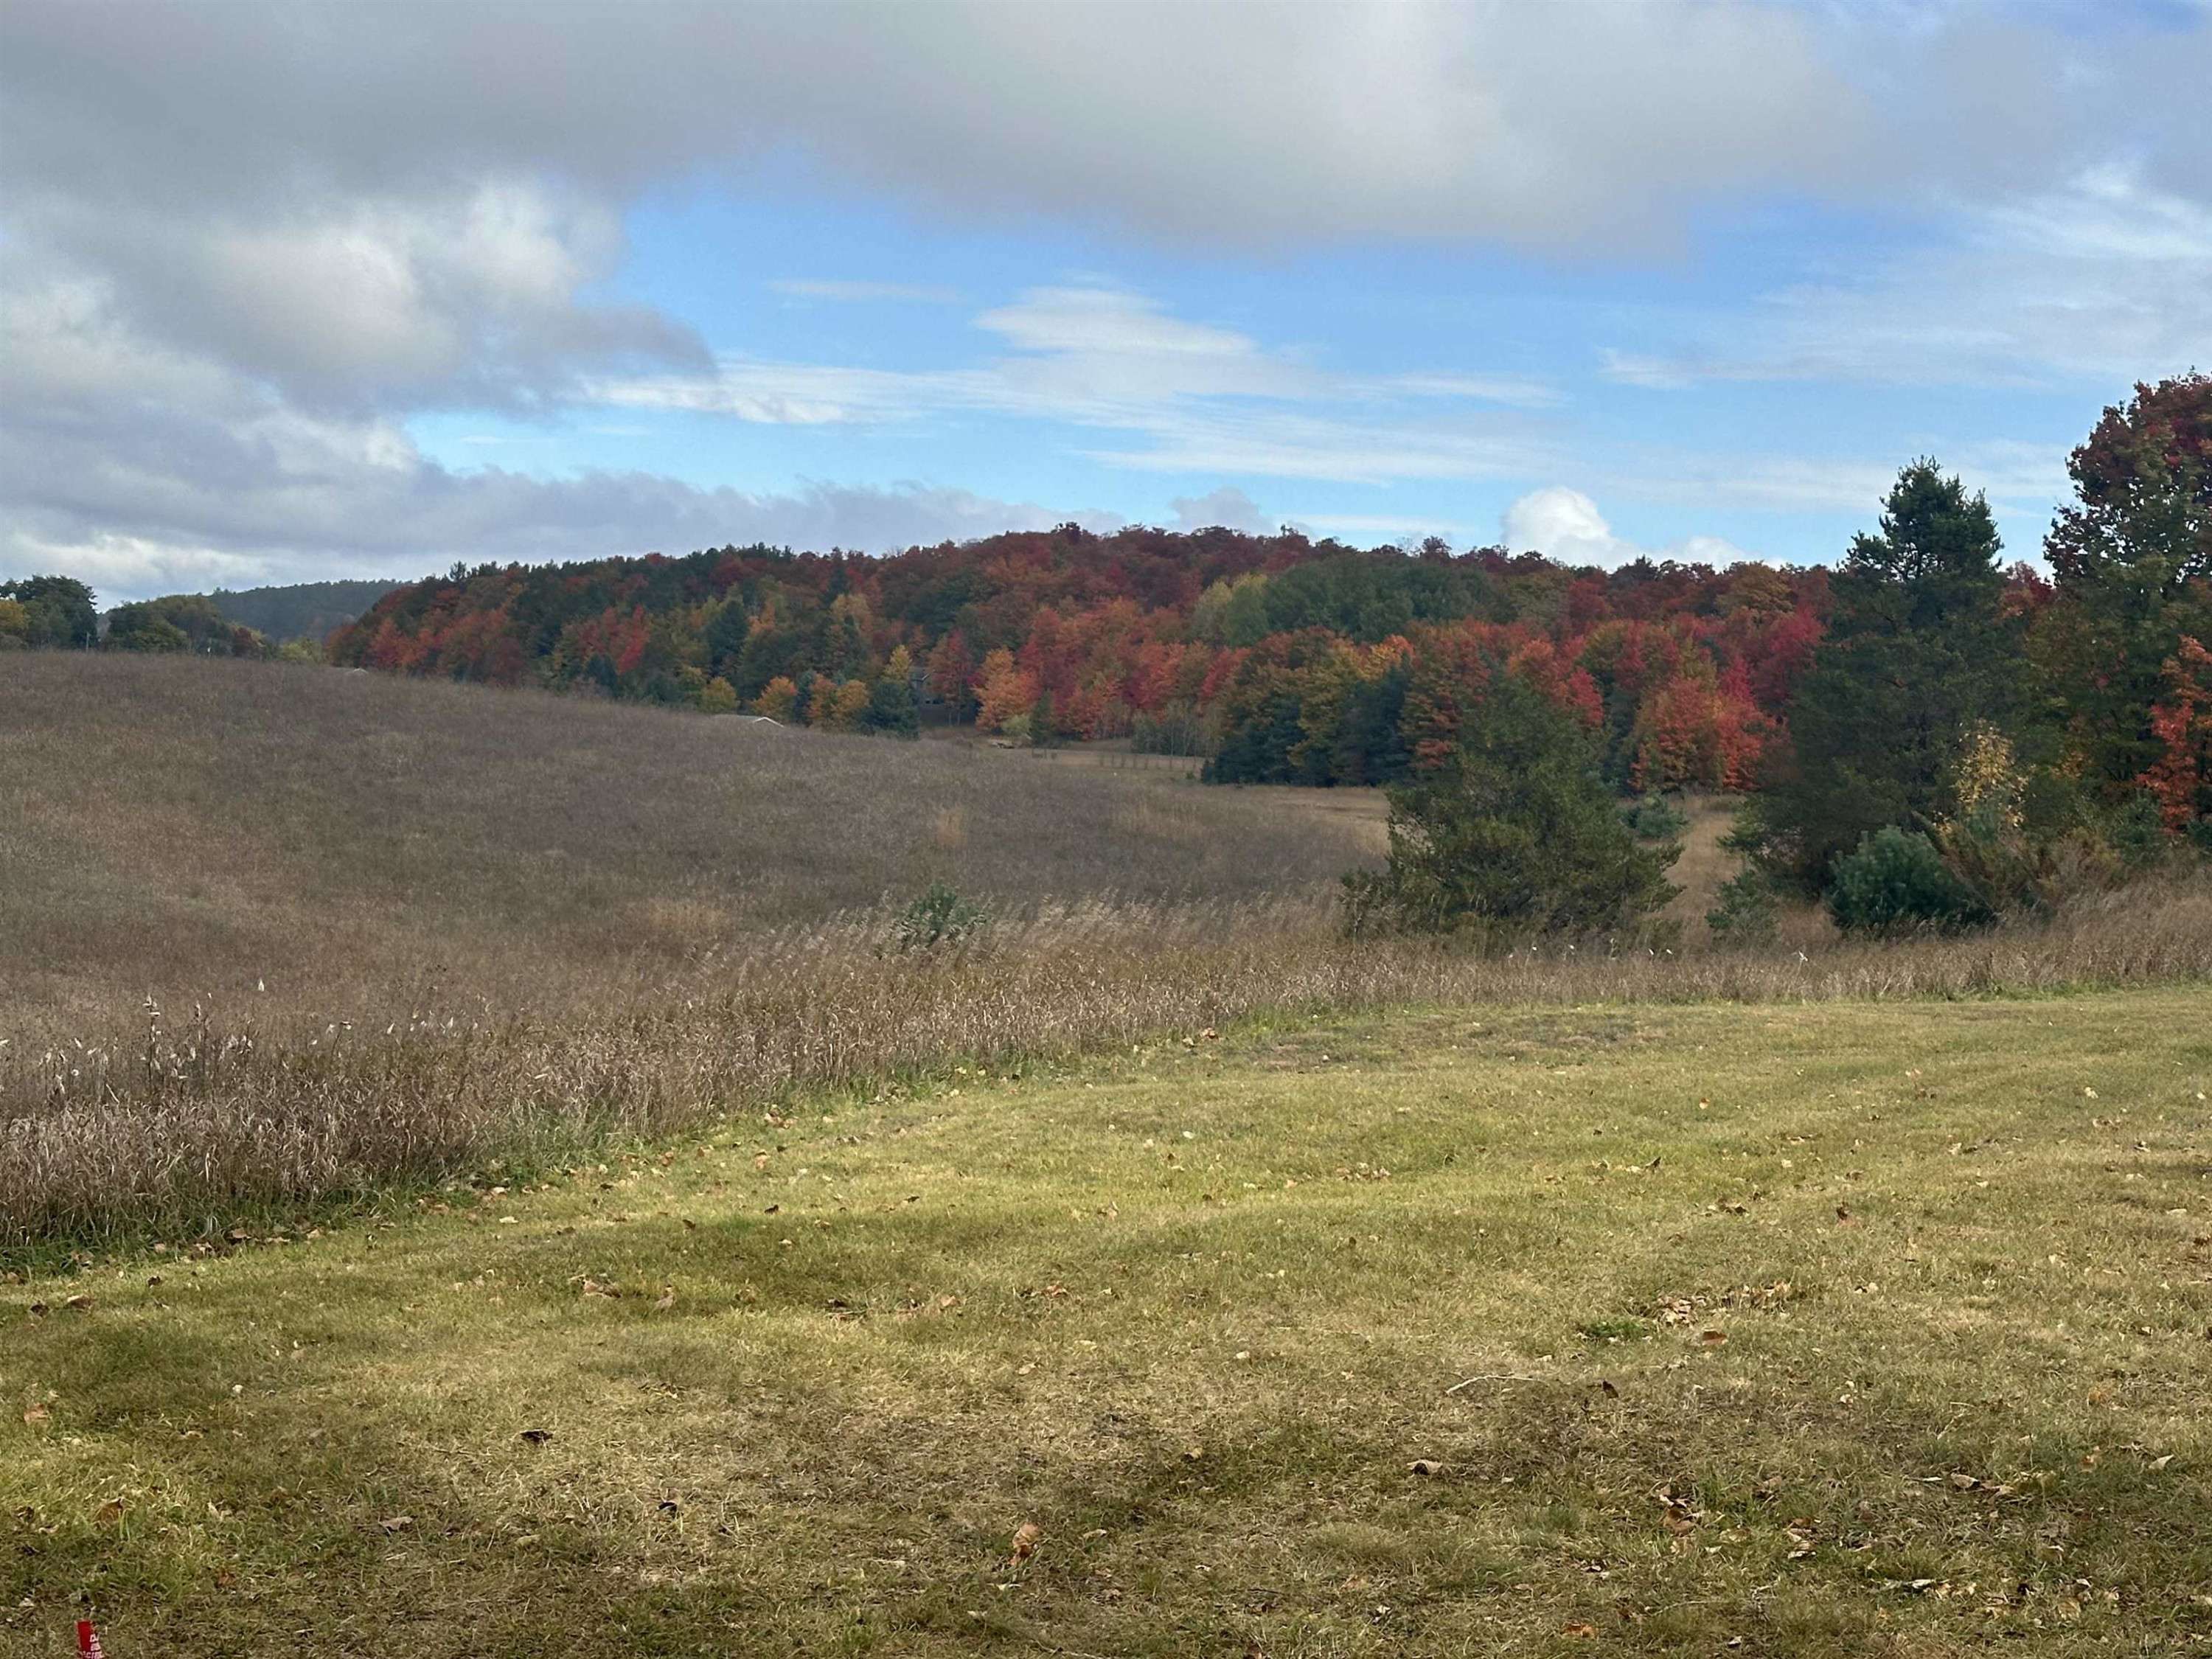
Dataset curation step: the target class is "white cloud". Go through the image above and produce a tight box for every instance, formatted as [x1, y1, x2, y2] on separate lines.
[1501, 487, 1751, 570]
[1168, 487, 1270, 535]
[1600, 167, 2212, 392]
[0, 2, 1888, 257]
[0, 277, 1113, 602]
[595, 284, 1558, 484]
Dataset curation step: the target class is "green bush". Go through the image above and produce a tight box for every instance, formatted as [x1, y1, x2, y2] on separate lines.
[1826, 827, 1994, 936]
[1622, 796, 1688, 841]
[1705, 868, 1778, 945]
[2105, 790, 2170, 872]
[1343, 677, 1680, 943]
[894, 882, 990, 951]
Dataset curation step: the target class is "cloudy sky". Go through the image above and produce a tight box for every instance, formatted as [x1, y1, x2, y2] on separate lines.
[3, 1, 2207, 602]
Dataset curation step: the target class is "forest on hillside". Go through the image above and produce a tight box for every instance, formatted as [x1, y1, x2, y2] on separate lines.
[10, 375, 2208, 925]
[319, 377, 2208, 855]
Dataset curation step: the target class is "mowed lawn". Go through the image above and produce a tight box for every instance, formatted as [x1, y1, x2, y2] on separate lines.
[6, 992, 2210, 1658]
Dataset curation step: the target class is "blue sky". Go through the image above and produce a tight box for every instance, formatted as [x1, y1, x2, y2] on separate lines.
[4, 1, 2208, 599]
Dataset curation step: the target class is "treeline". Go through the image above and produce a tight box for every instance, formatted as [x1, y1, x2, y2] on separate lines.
[1729, 375, 2211, 926]
[13, 375, 2205, 925]
[316, 506, 1834, 791]
[0, 579, 393, 658]
[1340, 378, 2209, 939]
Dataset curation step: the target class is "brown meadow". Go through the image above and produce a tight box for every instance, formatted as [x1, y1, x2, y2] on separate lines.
[4, 653, 2209, 1251]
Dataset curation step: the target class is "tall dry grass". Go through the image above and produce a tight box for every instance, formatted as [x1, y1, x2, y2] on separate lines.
[8, 876, 2211, 1250]
[0, 654, 1379, 1030]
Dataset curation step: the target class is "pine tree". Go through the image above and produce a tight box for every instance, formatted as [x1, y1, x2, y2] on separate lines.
[1750, 462, 2028, 892]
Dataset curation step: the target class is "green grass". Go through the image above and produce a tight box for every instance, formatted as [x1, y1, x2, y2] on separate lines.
[7, 990, 2210, 1657]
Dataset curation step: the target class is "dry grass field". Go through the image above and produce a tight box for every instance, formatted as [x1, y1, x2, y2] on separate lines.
[7, 653, 2212, 1255]
[1, 654, 1377, 1031]
[5, 992, 2208, 1657]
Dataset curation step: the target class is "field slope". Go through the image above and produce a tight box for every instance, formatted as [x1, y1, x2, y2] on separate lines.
[1, 653, 1377, 1028]
[7, 991, 2208, 1657]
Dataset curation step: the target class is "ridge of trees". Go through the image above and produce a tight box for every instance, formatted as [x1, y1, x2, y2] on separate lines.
[302, 522, 1833, 790]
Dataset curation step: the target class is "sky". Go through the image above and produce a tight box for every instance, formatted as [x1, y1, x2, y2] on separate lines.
[2, 1, 2208, 605]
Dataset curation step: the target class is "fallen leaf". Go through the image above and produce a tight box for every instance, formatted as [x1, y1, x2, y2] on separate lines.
[1408, 1458, 1444, 1476]
[1699, 1329, 1728, 1346]
[1562, 1621, 1599, 1638]
[95, 1500, 125, 1528]
[518, 1428, 552, 1446]
[377, 1515, 412, 1534]
[1009, 1520, 1043, 1564]
[63, 1294, 91, 1312]
[21, 1404, 49, 1427]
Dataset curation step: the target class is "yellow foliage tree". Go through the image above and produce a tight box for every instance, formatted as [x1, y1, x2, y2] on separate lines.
[755, 676, 799, 722]
[826, 678, 873, 730]
[973, 647, 1037, 733]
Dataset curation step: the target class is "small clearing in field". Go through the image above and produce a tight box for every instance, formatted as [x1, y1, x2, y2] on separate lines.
[7, 990, 2208, 1657]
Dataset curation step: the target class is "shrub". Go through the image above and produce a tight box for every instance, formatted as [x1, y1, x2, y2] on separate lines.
[2106, 790, 2171, 872]
[1705, 869, 1779, 945]
[1343, 677, 1680, 943]
[893, 882, 991, 951]
[1622, 796, 1689, 841]
[1827, 827, 1994, 936]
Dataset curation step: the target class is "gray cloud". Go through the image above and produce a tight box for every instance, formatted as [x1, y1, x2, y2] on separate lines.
[0, 277, 1112, 601]
[2, 0, 2204, 594]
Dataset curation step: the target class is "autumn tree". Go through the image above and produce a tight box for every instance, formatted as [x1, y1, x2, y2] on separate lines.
[755, 676, 799, 723]
[973, 647, 1037, 733]
[2042, 373, 2212, 798]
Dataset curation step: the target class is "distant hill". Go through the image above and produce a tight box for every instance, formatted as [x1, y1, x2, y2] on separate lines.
[207, 579, 406, 643]
[327, 528, 1835, 793]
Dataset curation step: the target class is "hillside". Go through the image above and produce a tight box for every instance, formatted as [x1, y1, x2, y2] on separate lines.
[8, 650, 2208, 1250]
[0, 653, 1378, 1030]
[327, 528, 1834, 794]
[207, 578, 406, 643]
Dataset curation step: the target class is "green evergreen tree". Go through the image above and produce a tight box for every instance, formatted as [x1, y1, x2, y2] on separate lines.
[864, 673, 919, 737]
[1343, 676, 1679, 940]
[1748, 461, 2028, 892]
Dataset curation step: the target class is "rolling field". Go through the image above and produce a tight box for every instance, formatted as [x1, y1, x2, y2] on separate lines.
[6, 990, 2209, 1657]
[0, 654, 1380, 1030]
